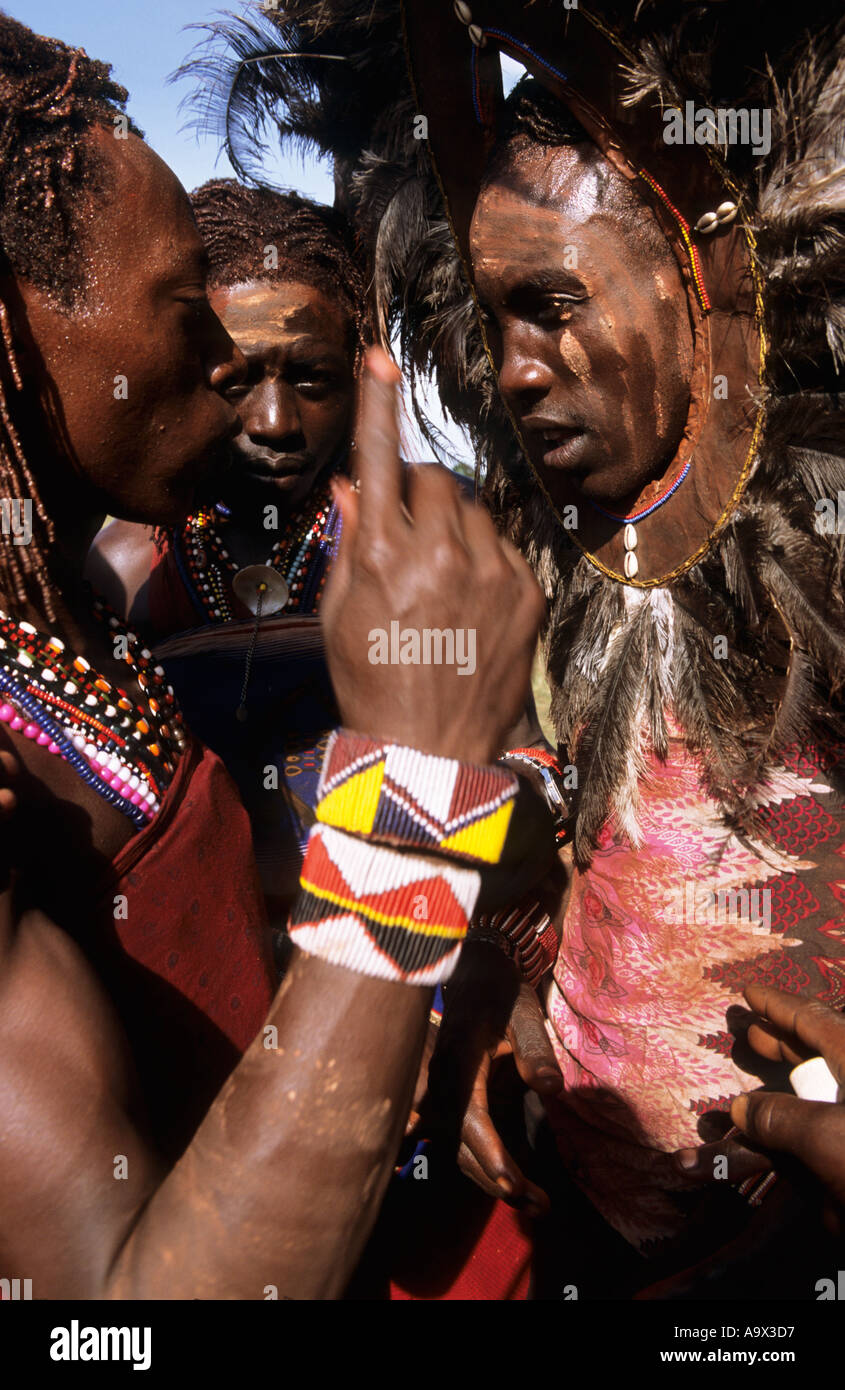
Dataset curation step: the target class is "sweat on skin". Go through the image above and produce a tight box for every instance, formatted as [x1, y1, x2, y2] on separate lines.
[470, 143, 693, 512]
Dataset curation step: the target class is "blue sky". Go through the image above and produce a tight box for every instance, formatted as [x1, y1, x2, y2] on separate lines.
[15, 3, 526, 463]
[17, 0, 335, 199]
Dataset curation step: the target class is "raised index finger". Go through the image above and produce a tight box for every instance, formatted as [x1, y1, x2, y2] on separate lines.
[744, 985, 845, 1083]
[352, 347, 404, 542]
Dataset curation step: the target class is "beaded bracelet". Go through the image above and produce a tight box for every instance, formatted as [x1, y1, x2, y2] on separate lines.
[470, 898, 561, 990]
[288, 825, 479, 985]
[315, 729, 518, 866]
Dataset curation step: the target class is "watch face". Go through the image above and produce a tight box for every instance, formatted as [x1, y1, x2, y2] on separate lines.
[540, 768, 566, 812]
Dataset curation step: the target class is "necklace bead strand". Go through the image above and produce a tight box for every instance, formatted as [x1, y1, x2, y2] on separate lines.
[0, 668, 153, 829]
[181, 481, 339, 624]
[0, 602, 180, 829]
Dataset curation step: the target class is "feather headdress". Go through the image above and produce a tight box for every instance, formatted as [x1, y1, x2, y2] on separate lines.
[177, 1, 845, 864]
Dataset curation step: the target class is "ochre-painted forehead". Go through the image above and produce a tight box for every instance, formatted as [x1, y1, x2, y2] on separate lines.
[210, 280, 346, 351]
[471, 191, 608, 293]
[470, 147, 657, 298]
[475, 144, 604, 225]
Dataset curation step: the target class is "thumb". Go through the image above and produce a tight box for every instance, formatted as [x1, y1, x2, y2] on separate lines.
[732, 1091, 845, 1189]
[506, 984, 564, 1096]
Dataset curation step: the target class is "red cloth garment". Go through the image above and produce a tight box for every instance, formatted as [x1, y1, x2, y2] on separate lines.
[147, 537, 207, 639]
[92, 736, 276, 1157]
[390, 1200, 532, 1301]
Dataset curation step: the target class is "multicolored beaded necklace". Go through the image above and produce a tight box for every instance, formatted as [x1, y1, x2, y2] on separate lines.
[178, 475, 342, 623]
[0, 596, 186, 830]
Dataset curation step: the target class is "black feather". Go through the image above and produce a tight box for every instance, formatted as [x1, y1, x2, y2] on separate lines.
[175, 1, 845, 861]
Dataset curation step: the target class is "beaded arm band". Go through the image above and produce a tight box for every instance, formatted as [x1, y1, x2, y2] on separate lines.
[466, 746, 569, 987]
[470, 900, 560, 990]
[315, 729, 519, 866]
[288, 824, 479, 984]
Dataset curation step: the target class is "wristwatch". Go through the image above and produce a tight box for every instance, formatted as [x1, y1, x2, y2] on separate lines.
[500, 745, 572, 846]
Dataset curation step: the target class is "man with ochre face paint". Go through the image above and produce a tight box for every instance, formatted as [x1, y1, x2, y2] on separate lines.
[0, 15, 548, 1299]
[90, 179, 553, 934]
[472, 124, 694, 518]
[91, 179, 362, 632]
[89, 181, 364, 923]
[431, 77, 845, 1296]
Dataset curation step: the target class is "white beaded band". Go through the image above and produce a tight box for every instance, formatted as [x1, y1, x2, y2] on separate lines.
[315, 728, 518, 865]
[288, 825, 480, 985]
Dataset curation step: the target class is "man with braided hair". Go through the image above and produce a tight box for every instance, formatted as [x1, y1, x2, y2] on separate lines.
[93, 178, 368, 638]
[0, 12, 546, 1298]
[90, 176, 553, 938]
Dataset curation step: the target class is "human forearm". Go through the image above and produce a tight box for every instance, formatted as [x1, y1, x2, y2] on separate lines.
[108, 781, 492, 1299]
[107, 950, 431, 1299]
[0, 843, 465, 1301]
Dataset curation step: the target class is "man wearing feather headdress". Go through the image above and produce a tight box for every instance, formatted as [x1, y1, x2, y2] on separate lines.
[188, 1, 845, 1296]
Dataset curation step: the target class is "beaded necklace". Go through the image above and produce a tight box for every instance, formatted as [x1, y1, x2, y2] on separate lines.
[585, 457, 693, 580]
[0, 597, 186, 829]
[180, 476, 340, 623]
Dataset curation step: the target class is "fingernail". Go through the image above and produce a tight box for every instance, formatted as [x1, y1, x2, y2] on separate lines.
[366, 346, 400, 383]
[731, 1095, 749, 1129]
[676, 1148, 698, 1171]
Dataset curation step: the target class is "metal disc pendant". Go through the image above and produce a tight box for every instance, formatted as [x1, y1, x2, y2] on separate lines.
[231, 565, 289, 616]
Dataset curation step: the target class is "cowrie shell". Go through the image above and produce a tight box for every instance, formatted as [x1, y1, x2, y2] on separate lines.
[468, 23, 485, 46]
[623, 550, 639, 579]
[454, 1, 472, 22]
[624, 523, 638, 551]
[695, 210, 718, 234]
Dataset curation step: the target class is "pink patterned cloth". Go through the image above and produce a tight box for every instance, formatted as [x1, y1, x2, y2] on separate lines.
[545, 729, 845, 1249]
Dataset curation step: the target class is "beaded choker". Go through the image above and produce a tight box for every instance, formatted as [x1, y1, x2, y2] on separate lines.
[179, 477, 341, 623]
[585, 457, 693, 580]
[0, 598, 186, 829]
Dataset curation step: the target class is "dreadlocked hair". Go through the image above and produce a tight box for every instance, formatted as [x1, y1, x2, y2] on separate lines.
[0, 13, 137, 619]
[190, 178, 371, 363]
